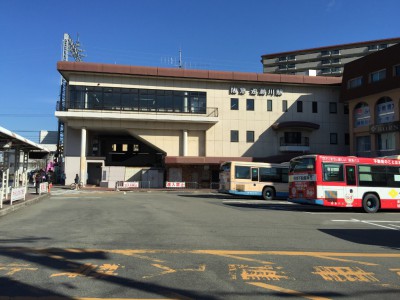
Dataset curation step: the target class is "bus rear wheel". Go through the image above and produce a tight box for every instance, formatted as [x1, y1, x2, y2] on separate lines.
[262, 187, 275, 200]
[362, 194, 380, 213]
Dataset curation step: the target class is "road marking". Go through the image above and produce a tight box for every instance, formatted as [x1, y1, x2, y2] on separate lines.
[143, 263, 205, 279]
[247, 282, 331, 300]
[313, 266, 379, 282]
[229, 264, 288, 281]
[332, 219, 400, 231]
[0, 263, 38, 275]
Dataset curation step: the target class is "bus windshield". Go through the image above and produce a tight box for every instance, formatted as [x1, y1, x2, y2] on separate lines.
[289, 157, 315, 173]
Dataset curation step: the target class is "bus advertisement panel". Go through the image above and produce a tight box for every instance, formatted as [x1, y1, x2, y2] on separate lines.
[289, 154, 400, 213]
[219, 161, 289, 200]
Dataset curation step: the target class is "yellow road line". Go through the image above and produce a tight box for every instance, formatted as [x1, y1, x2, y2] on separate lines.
[247, 282, 331, 300]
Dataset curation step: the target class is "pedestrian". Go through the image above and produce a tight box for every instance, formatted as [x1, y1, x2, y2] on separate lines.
[74, 174, 80, 190]
[61, 172, 66, 185]
[35, 173, 41, 194]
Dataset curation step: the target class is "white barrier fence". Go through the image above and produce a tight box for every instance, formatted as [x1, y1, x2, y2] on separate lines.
[115, 181, 218, 190]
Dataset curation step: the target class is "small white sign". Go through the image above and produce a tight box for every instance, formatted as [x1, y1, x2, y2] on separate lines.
[11, 187, 26, 203]
[166, 182, 186, 188]
[123, 181, 139, 188]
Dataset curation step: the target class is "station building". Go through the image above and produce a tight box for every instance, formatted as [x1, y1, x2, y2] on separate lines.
[341, 42, 400, 158]
[56, 62, 348, 187]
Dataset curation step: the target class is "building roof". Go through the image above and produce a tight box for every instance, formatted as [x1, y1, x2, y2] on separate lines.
[57, 61, 342, 86]
[0, 126, 50, 152]
[261, 37, 400, 58]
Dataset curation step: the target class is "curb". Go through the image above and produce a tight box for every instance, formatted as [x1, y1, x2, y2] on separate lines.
[0, 194, 50, 217]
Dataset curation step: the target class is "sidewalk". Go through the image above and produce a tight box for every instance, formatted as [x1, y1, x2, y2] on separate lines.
[0, 187, 50, 217]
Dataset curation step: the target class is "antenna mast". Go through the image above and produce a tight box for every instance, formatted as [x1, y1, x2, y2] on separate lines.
[56, 33, 85, 173]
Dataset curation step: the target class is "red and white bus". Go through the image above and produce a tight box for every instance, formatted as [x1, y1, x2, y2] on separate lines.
[288, 154, 400, 213]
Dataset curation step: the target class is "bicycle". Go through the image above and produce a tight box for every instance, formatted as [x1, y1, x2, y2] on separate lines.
[70, 182, 83, 190]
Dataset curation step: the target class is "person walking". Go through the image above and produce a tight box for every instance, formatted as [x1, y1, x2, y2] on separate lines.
[74, 174, 80, 190]
[35, 172, 41, 194]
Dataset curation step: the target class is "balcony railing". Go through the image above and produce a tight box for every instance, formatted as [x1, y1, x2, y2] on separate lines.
[279, 137, 310, 152]
[56, 100, 218, 117]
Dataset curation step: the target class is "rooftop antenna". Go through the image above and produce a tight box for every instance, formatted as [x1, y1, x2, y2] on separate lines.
[178, 48, 182, 69]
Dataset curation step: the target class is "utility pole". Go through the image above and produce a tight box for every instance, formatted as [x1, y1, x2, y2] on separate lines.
[56, 33, 85, 178]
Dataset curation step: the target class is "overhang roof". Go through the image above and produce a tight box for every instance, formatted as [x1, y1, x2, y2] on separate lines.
[57, 61, 342, 86]
[0, 126, 50, 152]
[272, 121, 320, 130]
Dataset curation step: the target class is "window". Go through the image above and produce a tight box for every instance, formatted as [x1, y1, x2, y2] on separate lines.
[312, 101, 318, 113]
[370, 69, 386, 83]
[376, 97, 394, 124]
[282, 100, 288, 112]
[358, 165, 388, 187]
[297, 101, 303, 113]
[329, 102, 337, 114]
[330, 133, 338, 144]
[259, 167, 288, 183]
[354, 102, 370, 127]
[348, 77, 363, 89]
[345, 133, 350, 146]
[344, 104, 349, 114]
[394, 65, 400, 77]
[231, 130, 239, 142]
[267, 99, 272, 111]
[356, 136, 371, 154]
[246, 131, 254, 143]
[231, 98, 239, 110]
[323, 163, 344, 182]
[246, 99, 254, 111]
[235, 166, 250, 179]
[284, 132, 301, 144]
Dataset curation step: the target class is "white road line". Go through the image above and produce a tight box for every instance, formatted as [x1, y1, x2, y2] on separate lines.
[332, 219, 400, 231]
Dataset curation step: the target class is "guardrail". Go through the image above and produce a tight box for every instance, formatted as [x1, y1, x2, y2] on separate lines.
[115, 181, 219, 191]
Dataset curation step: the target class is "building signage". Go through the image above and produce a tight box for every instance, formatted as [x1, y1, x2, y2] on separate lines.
[229, 87, 283, 97]
[370, 121, 400, 134]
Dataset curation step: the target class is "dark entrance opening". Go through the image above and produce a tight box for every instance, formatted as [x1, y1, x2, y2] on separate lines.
[97, 135, 165, 167]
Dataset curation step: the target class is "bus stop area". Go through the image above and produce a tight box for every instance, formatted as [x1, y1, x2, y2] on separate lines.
[0, 126, 50, 216]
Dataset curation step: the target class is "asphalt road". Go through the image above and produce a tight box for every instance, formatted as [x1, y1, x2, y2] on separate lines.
[0, 188, 399, 299]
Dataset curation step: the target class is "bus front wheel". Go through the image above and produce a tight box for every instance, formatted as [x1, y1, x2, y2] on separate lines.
[362, 194, 380, 213]
[262, 187, 275, 200]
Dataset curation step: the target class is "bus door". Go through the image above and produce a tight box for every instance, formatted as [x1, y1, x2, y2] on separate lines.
[251, 168, 259, 188]
[344, 165, 357, 207]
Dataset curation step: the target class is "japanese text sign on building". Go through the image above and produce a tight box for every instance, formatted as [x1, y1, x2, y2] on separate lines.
[229, 87, 283, 97]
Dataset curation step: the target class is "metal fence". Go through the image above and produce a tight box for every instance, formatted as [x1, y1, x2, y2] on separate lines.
[115, 181, 219, 191]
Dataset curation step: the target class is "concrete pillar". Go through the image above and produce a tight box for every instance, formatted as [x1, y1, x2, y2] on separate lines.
[183, 92, 189, 112]
[80, 127, 87, 186]
[183, 130, 188, 156]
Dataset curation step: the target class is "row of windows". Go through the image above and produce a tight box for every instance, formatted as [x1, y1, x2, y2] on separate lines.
[275, 44, 388, 66]
[353, 97, 394, 128]
[230, 130, 348, 145]
[68, 86, 207, 113]
[322, 163, 400, 188]
[231, 98, 348, 114]
[347, 64, 400, 89]
[356, 133, 396, 153]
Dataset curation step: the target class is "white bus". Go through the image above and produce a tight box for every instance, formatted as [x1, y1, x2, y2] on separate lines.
[219, 161, 289, 200]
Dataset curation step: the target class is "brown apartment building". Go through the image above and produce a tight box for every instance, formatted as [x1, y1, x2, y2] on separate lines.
[341, 42, 400, 157]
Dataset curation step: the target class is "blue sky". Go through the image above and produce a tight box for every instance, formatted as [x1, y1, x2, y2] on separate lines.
[0, 0, 399, 142]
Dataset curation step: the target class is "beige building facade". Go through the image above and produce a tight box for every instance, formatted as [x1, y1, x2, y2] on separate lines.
[56, 62, 348, 188]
